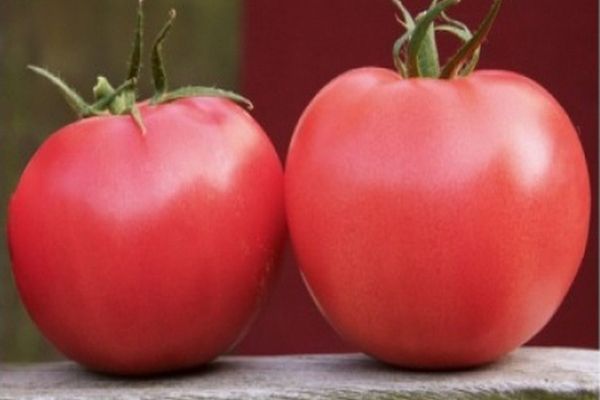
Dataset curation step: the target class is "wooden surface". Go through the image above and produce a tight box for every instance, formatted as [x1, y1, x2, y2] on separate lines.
[0, 347, 598, 399]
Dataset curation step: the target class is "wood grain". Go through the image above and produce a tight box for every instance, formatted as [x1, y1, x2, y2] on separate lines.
[0, 347, 597, 399]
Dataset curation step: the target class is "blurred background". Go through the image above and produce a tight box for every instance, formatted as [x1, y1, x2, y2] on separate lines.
[1, 0, 597, 362]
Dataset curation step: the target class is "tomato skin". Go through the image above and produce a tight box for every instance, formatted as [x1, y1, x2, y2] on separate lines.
[285, 67, 590, 369]
[8, 97, 285, 375]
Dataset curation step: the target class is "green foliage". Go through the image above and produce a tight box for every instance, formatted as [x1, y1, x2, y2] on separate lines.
[0, 0, 241, 362]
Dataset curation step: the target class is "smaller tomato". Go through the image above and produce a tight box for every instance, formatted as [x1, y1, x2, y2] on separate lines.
[8, 4, 284, 375]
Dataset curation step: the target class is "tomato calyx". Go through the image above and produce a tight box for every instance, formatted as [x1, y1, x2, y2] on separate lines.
[392, 0, 502, 79]
[146, 10, 252, 109]
[28, 0, 252, 134]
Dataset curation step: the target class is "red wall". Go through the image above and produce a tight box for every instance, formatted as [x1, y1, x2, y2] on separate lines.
[237, 0, 599, 354]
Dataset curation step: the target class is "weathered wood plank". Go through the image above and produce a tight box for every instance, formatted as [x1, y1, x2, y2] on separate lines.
[0, 347, 598, 399]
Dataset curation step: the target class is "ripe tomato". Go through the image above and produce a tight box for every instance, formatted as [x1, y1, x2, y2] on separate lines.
[9, 97, 284, 375]
[8, 5, 284, 375]
[285, 1, 590, 369]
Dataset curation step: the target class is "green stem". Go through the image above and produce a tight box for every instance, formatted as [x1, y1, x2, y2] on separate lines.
[89, 78, 137, 115]
[122, 0, 144, 111]
[29, 2, 255, 129]
[440, 0, 502, 79]
[155, 86, 253, 109]
[93, 76, 125, 114]
[392, 31, 411, 77]
[129, 103, 146, 134]
[151, 9, 177, 101]
[28, 65, 94, 117]
[93, 76, 115, 101]
[391, 0, 502, 79]
[435, 24, 480, 76]
[127, 0, 144, 82]
[407, 0, 459, 78]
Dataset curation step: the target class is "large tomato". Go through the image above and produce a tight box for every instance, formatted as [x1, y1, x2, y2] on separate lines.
[8, 6, 284, 375]
[285, 0, 590, 368]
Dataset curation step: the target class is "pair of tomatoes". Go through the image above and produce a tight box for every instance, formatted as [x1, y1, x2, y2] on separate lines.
[8, 1, 590, 375]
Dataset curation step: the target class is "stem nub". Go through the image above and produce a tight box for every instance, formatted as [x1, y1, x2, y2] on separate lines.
[392, 0, 502, 79]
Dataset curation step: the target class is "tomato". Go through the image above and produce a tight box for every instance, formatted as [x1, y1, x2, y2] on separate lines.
[8, 5, 284, 375]
[285, 1, 590, 369]
[8, 97, 284, 375]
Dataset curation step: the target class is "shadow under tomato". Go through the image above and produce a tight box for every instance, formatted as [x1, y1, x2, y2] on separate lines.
[77, 359, 230, 384]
